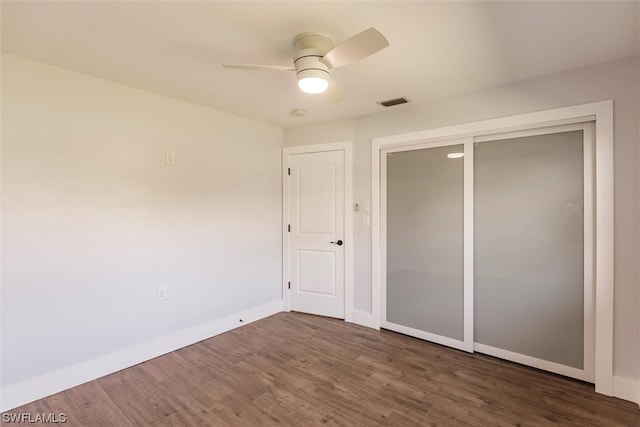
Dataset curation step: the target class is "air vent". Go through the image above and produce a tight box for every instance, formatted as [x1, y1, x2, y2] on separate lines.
[378, 97, 410, 107]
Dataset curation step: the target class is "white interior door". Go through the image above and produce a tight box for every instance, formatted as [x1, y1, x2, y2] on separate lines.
[287, 150, 345, 319]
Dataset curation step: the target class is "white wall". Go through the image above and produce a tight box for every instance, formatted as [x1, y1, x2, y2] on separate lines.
[284, 57, 640, 382]
[2, 50, 638, 407]
[1, 54, 283, 388]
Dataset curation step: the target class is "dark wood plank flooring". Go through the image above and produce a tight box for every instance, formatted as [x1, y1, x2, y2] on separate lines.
[3, 312, 639, 426]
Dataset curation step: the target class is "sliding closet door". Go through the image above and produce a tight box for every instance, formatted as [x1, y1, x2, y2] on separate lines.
[383, 141, 472, 351]
[474, 125, 594, 381]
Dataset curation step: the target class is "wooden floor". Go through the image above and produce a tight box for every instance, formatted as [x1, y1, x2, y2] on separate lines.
[4, 312, 640, 426]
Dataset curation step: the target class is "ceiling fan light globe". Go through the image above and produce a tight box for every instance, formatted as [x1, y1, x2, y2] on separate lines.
[296, 68, 330, 94]
[298, 77, 329, 94]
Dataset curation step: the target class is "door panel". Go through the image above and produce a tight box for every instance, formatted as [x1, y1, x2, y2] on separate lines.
[474, 128, 592, 380]
[298, 163, 336, 234]
[298, 250, 336, 295]
[288, 150, 345, 318]
[384, 143, 469, 349]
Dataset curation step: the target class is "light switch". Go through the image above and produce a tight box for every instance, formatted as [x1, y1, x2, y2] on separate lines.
[363, 201, 370, 214]
[362, 214, 370, 227]
[157, 286, 168, 301]
[165, 151, 175, 165]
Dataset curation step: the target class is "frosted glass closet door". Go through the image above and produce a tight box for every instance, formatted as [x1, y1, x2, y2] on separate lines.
[474, 129, 592, 380]
[385, 144, 465, 347]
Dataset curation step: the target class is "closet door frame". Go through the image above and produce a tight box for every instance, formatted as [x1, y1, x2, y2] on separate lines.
[371, 100, 613, 396]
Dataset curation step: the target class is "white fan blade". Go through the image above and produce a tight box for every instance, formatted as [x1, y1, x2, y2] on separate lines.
[321, 27, 389, 69]
[223, 63, 295, 71]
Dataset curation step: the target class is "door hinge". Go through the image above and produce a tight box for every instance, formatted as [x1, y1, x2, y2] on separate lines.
[288, 224, 291, 232]
[288, 167, 291, 176]
[288, 281, 291, 290]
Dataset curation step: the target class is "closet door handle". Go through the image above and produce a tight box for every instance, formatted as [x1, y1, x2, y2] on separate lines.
[330, 240, 343, 246]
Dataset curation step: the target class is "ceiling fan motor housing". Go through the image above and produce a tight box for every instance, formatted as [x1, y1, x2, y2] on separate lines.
[292, 32, 334, 81]
[294, 48, 331, 80]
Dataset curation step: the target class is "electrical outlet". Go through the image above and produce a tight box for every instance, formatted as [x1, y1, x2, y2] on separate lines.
[157, 286, 168, 301]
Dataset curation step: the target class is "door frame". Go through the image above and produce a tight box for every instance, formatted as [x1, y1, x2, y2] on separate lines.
[282, 141, 354, 321]
[372, 100, 614, 395]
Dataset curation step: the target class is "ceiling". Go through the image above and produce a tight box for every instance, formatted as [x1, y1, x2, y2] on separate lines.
[2, 1, 639, 128]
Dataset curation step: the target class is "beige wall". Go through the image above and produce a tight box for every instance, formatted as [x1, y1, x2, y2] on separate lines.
[1, 53, 283, 386]
[284, 56, 640, 380]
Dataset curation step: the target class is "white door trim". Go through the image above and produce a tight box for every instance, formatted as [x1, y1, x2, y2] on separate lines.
[283, 141, 354, 321]
[371, 100, 614, 396]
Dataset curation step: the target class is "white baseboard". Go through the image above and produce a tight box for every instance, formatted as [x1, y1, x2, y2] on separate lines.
[348, 309, 379, 329]
[612, 375, 639, 405]
[0, 300, 283, 412]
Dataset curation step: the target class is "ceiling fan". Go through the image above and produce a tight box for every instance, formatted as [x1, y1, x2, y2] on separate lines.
[223, 28, 389, 95]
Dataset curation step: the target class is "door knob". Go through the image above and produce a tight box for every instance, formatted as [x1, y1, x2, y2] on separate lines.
[330, 240, 343, 246]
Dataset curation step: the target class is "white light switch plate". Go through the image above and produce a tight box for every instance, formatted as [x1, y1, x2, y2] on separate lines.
[157, 286, 168, 301]
[165, 151, 175, 165]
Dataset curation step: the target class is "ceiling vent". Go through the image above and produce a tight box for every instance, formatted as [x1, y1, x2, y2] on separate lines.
[378, 97, 410, 108]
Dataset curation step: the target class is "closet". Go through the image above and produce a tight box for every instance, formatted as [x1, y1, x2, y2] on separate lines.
[380, 122, 595, 382]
